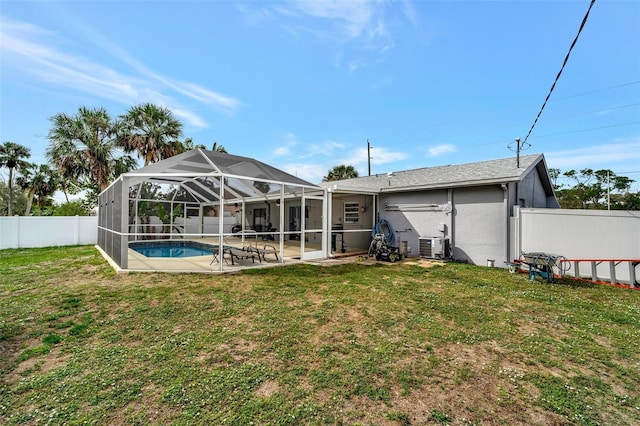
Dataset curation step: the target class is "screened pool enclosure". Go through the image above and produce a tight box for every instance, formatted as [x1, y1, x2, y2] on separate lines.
[98, 149, 327, 272]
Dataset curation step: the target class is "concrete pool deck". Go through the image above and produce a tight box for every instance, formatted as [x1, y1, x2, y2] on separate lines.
[99, 237, 366, 273]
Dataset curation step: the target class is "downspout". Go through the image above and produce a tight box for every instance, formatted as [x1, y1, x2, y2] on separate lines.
[279, 185, 285, 263]
[501, 183, 510, 265]
[326, 188, 333, 259]
[447, 188, 454, 257]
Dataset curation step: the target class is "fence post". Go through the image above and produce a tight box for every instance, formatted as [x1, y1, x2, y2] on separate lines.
[16, 216, 21, 248]
[609, 261, 617, 285]
[74, 215, 79, 245]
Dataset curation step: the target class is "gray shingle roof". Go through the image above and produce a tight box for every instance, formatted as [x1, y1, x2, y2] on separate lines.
[320, 154, 548, 193]
[127, 149, 316, 187]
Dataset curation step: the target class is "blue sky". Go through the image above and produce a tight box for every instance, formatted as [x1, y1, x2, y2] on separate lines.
[1, 0, 639, 191]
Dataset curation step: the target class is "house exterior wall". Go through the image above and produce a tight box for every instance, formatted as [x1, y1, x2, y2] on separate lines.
[451, 185, 506, 265]
[330, 194, 375, 251]
[378, 190, 449, 257]
[518, 168, 549, 208]
[375, 185, 506, 264]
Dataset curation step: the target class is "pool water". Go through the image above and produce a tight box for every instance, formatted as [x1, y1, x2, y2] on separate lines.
[130, 242, 214, 258]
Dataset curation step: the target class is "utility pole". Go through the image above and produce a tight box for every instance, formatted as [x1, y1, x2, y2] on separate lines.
[607, 170, 610, 211]
[508, 137, 529, 168]
[367, 139, 371, 176]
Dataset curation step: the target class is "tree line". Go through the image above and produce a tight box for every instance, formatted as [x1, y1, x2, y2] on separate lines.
[549, 168, 639, 210]
[0, 103, 226, 216]
[3, 107, 638, 216]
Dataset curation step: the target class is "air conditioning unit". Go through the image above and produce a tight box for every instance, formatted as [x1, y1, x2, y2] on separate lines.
[419, 237, 450, 259]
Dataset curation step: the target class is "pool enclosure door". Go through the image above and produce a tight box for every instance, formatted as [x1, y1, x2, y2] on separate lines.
[301, 192, 326, 260]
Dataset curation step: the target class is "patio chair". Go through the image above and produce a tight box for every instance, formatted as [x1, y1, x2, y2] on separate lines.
[261, 224, 276, 241]
[255, 244, 279, 262]
[242, 244, 263, 263]
[224, 246, 258, 265]
[210, 246, 223, 265]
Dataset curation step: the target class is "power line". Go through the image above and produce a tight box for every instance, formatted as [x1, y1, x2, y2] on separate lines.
[542, 102, 640, 122]
[530, 121, 640, 138]
[559, 81, 640, 100]
[522, 0, 597, 145]
[472, 119, 639, 147]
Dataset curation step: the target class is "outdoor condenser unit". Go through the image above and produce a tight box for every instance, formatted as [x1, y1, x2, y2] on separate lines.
[419, 237, 450, 259]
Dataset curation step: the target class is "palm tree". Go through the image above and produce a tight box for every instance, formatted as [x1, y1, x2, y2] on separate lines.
[324, 164, 359, 181]
[0, 141, 31, 215]
[47, 107, 128, 193]
[45, 135, 81, 202]
[117, 103, 184, 166]
[0, 181, 27, 216]
[182, 137, 206, 151]
[16, 163, 58, 215]
[211, 141, 228, 153]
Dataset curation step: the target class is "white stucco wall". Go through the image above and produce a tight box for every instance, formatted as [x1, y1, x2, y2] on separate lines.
[379, 190, 449, 257]
[330, 194, 375, 251]
[376, 186, 507, 264]
[452, 186, 506, 265]
[518, 168, 550, 208]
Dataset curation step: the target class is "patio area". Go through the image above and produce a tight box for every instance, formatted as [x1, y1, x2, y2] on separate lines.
[106, 236, 366, 273]
[98, 149, 330, 273]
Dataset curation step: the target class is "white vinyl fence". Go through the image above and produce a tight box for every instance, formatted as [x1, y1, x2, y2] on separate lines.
[2, 210, 639, 285]
[0, 216, 98, 249]
[512, 207, 640, 284]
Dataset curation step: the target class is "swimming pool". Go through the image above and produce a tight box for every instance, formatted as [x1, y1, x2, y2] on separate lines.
[130, 241, 216, 258]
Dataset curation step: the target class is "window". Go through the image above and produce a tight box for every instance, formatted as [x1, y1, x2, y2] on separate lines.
[253, 208, 267, 231]
[344, 202, 359, 223]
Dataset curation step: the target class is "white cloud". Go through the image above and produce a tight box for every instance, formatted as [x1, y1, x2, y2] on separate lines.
[0, 17, 240, 127]
[279, 162, 327, 183]
[274, 144, 293, 156]
[235, 1, 421, 73]
[345, 146, 408, 168]
[286, 0, 377, 39]
[260, 0, 406, 71]
[426, 144, 457, 157]
[272, 133, 347, 160]
[400, 0, 418, 27]
[170, 108, 208, 129]
[177, 83, 241, 112]
[269, 133, 410, 180]
[545, 139, 640, 171]
[273, 133, 298, 156]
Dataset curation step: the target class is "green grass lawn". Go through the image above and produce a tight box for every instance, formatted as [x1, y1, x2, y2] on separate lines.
[1, 246, 639, 425]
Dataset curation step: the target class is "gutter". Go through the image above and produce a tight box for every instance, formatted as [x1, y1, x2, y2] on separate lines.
[376, 176, 523, 193]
